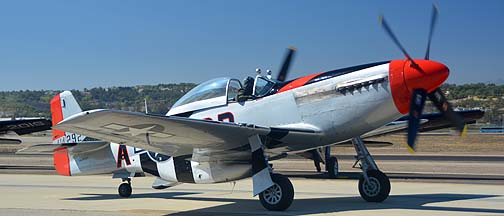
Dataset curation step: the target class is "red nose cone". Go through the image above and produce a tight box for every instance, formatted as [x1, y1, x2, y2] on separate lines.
[403, 59, 449, 93]
[389, 59, 450, 114]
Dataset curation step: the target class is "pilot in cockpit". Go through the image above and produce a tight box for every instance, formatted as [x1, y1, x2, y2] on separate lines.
[237, 76, 255, 102]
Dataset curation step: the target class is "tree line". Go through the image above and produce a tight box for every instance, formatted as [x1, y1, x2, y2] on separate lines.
[0, 83, 502, 124]
[0, 83, 195, 118]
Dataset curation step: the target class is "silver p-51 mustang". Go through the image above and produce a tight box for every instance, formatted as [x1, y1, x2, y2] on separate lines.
[29, 7, 470, 211]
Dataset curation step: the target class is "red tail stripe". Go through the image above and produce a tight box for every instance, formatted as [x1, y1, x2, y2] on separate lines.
[53, 147, 71, 176]
[50, 94, 65, 140]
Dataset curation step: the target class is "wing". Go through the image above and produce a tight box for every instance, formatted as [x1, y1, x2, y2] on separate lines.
[361, 120, 421, 138]
[55, 109, 320, 157]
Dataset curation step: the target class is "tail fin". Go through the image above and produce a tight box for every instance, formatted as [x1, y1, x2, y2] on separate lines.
[50, 91, 87, 144]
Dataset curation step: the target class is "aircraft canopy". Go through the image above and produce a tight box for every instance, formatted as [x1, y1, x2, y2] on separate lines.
[168, 78, 242, 115]
[168, 76, 278, 116]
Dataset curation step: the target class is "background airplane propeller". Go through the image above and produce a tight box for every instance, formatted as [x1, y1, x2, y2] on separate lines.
[277, 47, 296, 82]
[425, 4, 438, 60]
[381, 4, 467, 153]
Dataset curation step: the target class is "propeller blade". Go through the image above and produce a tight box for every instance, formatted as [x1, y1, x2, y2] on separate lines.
[380, 15, 416, 65]
[424, 4, 439, 60]
[407, 89, 427, 153]
[277, 47, 296, 82]
[428, 88, 467, 136]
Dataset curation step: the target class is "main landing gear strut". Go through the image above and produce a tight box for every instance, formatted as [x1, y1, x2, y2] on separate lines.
[249, 135, 294, 211]
[311, 146, 339, 178]
[352, 137, 390, 202]
[324, 146, 339, 178]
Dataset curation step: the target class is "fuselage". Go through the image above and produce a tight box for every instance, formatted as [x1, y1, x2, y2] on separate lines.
[168, 58, 449, 153]
[172, 61, 403, 152]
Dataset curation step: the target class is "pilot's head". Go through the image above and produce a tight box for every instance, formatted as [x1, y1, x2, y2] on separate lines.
[243, 76, 254, 94]
[243, 76, 254, 87]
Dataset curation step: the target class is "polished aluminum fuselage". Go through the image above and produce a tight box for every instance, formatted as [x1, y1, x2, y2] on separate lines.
[187, 63, 402, 152]
[60, 62, 406, 184]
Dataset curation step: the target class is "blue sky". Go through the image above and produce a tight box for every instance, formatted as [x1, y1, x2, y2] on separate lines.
[0, 0, 503, 90]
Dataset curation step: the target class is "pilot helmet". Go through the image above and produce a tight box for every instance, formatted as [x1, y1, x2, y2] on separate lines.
[243, 76, 254, 86]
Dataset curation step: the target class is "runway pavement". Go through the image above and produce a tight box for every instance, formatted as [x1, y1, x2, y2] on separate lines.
[0, 154, 503, 215]
[2, 153, 504, 184]
[0, 174, 503, 216]
[1, 136, 503, 215]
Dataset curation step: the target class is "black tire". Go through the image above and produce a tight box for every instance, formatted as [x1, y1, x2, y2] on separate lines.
[327, 156, 339, 179]
[358, 170, 390, 202]
[118, 183, 132, 198]
[259, 173, 294, 211]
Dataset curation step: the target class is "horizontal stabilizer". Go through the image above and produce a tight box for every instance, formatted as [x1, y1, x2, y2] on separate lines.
[16, 141, 109, 155]
[16, 144, 58, 154]
[0, 138, 22, 145]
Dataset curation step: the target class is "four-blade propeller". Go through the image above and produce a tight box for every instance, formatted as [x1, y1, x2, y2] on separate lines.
[381, 4, 467, 153]
[425, 4, 439, 60]
[275, 4, 465, 153]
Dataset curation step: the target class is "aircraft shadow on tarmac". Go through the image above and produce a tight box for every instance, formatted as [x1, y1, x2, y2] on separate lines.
[65, 192, 200, 201]
[282, 171, 504, 182]
[65, 192, 504, 215]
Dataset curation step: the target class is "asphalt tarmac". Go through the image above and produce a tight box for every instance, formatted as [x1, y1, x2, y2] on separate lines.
[2, 153, 504, 184]
[0, 173, 503, 216]
[0, 154, 503, 215]
[1, 135, 503, 215]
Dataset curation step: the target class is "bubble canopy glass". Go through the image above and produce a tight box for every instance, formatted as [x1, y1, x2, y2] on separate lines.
[168, 76, 277, 116]
[172, 78, 229, 108]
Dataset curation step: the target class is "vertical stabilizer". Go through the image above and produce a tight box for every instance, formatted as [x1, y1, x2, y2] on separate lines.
[50, 91, 87, 143]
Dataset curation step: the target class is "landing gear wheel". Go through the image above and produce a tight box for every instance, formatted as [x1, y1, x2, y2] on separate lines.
[259, 173, 294, 211]
[118, 182, 132, 198]
[358, 170, 390, 202]
[327, 156, 339, 179]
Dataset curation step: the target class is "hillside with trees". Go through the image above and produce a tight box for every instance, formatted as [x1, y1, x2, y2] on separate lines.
[0, 83, 195, 118]
[0, 83, 503, 124]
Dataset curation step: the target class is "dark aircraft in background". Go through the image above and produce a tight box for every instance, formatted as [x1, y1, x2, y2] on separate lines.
[300, 109, 485, 175]
[393, 109, 484, 133]
[0, 118, 52, 144]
